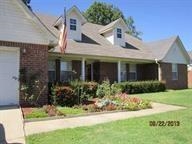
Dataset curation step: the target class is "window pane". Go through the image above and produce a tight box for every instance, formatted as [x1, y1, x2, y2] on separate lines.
[129, 72, 136, 81]
[61, 61, 72, 71]
[172, 64, 177, 72]
[70, 19, 76, 24]
[117, 28, 122, 33]
[48, 71, 56, 82]
[121, 63, 127, 81]
[48, 61, 55, 71]
[60, 71, 73, 82]
[117, 34, 122, 38]
[70, 25, 76, 31]
[172, 72, 178, 80]
[129, 64, 136, 72]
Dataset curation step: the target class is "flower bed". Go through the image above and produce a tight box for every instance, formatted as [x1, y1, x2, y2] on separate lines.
[22, 93, 152, 119]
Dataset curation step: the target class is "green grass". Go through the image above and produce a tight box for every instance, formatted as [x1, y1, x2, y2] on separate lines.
[57, 107, 86, 115]
[27, 89, 192, 144]
[137, 89, 192, 107]
[25, 109, 48, 119]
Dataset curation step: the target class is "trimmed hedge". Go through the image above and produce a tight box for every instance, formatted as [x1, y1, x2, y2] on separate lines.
[117, 81, 166, 94]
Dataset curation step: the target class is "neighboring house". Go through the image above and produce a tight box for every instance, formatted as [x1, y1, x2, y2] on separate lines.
[0, 0, 190, 106]
[187, 51, 192, 87]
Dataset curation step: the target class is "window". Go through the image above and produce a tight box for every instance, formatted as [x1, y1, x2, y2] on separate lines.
[129, 64, 137, 81]
[172, 64, 178, 80]
[48, 61, 56, 82]
[121, 63, 127, 81]
[117, 28, 122, 38]
[70, 19, 77, 31]
[60, 61, 72, 82]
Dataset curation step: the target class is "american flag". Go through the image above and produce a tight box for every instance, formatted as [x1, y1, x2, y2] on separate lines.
[59, 8, 67, 53]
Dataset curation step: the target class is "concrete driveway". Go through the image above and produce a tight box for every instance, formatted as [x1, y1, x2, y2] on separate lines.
[0, 106, 25, 144]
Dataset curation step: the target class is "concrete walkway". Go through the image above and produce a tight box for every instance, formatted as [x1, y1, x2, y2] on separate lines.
[25, 103, 185, 136]
[0, 106, 25, 144]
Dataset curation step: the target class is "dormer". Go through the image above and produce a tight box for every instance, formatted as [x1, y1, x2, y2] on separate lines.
[99, 18, 128, 47]
[54, 6, 87, 41]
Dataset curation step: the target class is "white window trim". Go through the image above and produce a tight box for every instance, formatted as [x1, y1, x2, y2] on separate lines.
[117, 28, 122, 39]
[70, 18, 77, 31]
[172, 63, 178, 80]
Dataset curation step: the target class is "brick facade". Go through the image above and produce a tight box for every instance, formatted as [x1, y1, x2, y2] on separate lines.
[161, 63, 187, 89]
[72, 60, 82, 79]
[137, 63, 158, 81]
[100, 62, 117, 82]
[0, 41, 48, 105]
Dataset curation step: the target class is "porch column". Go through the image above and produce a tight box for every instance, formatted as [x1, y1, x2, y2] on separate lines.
[118, 60, 121, 83]
[158, 64, 162, 81]
[81, 58, 86, 81]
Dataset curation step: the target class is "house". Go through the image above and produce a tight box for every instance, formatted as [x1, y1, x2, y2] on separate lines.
[187, 51, 192, 87]
[0, 0, 190, 106]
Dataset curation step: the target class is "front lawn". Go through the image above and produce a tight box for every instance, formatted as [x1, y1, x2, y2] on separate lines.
[27, 89, 192, 144]
[137, 89, 192, 107]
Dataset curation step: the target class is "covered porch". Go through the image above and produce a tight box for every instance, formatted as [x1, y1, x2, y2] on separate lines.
[48, 54, 160, 83]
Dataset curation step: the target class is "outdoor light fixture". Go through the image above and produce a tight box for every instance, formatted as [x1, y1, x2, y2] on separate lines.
[22, 48, 26, 54]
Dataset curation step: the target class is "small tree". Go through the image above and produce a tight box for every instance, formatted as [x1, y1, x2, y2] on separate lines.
[20, 69, 46, 106]
[126, 16, 142, 40]
[84, 2, 142, 39]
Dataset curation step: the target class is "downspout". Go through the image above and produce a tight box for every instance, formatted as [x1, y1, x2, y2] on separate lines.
[155, 59, 162, 81]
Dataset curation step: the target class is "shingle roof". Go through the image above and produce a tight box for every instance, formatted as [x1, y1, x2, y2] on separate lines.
[0, 0, 57, 45]
[146, 36, 178, 60]
[36, 13, 179, 61]
[99, 18, 128, 34]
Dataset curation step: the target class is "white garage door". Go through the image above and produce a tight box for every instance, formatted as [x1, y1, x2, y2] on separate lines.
[0, 47, 19, 106]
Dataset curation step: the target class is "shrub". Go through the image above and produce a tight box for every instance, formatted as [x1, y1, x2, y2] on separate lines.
[96, 80, 122, 98]
[118, 81, 166, 94]
[53, 86, 77, 107]
[70, 80, 98, 103]
[20, 69, 46, 106]
[96, 80, 111, 98]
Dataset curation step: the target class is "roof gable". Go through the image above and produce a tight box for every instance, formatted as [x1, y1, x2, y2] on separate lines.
[0, 0, 57, 45]
[67, 6, 87, 25]
[99, 18, 128, 34]
[162, 36, 190, 64]
[53, 6, 87, 29]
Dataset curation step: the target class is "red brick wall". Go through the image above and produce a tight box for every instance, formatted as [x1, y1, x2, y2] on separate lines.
[161, 63, 187, 89]
[0, 41, 48, 105]
[137, 63, 158, 81]
[72, 60, 81, 79]
[99, 62, 117, 83]
[188, 70, 192, 88]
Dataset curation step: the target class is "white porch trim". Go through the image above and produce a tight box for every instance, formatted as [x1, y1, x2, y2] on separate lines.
[118, 61, 121, 83]
[81, 58, 86, 81]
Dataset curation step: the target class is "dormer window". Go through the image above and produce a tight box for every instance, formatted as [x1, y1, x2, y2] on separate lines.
[70, 19, 77, 31]
[117, 28, 122, 38]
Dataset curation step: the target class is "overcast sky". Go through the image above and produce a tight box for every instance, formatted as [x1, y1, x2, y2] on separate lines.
[31, 0, 192, 51]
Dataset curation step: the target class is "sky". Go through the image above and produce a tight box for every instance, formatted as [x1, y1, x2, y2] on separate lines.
[31, 0, 192, 51]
